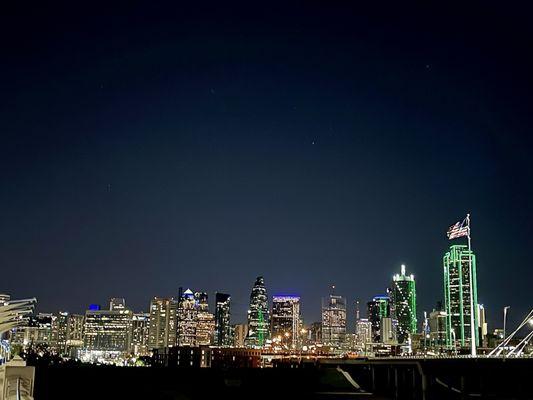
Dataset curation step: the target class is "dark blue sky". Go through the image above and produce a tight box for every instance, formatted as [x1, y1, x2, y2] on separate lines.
[1, 2, 532, 329]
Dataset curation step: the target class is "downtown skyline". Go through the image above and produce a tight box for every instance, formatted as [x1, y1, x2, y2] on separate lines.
[2, 2, 533, 334]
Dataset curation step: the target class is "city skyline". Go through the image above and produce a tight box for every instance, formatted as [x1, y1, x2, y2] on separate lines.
[2, 232, 482, 335]
[2, 2, 533, 335]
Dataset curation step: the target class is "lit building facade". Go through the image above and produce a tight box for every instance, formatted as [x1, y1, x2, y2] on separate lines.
[195, 292, 215, 346]
[367, 295, 390, 342]
[429, 309, 447, 348]
[356, 319, 373, 350]
[390, 264, 417, 344]
[148, 297, 177, 350]
[233, 324, 248, 347]
[245, 277, 270, 348]
[271, 295, 301, 349]
[477, 304, 488, 347]
[380, 317, 396, 344]
[131, 312, 150, 356]
[214, 292, 232, 346]
[177, 289, 198, 346]
[11, 313, 54, 348]
[83, 303, 133, 354]
[321, 293, 346, 347]
[443, 244, 479, 348]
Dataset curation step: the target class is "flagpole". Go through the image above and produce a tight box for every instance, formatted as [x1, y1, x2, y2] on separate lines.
[467, 213, 477, 356]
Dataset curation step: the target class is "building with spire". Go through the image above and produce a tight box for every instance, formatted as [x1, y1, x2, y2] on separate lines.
[390, 264, 417, 344]
[245, 276, 270, 348]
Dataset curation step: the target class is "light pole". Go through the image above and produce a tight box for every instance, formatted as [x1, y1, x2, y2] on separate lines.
[503, 306, 510, 358]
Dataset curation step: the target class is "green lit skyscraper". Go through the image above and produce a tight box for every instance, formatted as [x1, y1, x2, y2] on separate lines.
[245, 276, 270, 348]
[443, 244, 479, 349]
[390, 264, 417, 344]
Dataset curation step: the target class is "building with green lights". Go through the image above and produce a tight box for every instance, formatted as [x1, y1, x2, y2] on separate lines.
[245, 276, 270, 348]
[367, 295, 390, 342]
[443, 244, 479, 348]
[390, 264, 417, 344]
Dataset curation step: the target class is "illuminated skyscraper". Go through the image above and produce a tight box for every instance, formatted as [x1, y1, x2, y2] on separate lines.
[443, 244, 479, 348]
[83, 302, 133, 353]
[321, 291, 346, 347]
[367, 295, 390, 342]
[148, 297, 177, 350]
[131, 312, 150, 356]
[245, 276, 270, 348]
[214, 292, 232, 346]
[177, 289, 198, 346]
[52, 311, 69, 354]
[195, 292, 215, 346]
[271, 295, 301, 348]
[390, 264, 417, 344]
[356, 318, 372, 350]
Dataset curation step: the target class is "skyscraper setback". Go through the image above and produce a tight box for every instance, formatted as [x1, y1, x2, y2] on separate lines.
[245, 276, 270, 348]
[390, 264, 417, 344]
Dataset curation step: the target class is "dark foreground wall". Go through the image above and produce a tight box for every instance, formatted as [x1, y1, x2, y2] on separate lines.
[34, 365, 355, 400]
[303, 357, 533, 400]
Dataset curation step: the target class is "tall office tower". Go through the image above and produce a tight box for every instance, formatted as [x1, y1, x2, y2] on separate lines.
[83, 301, 133, 353]
[233, 324, 248, 347]
[148, 297, 177, 350]
[429, 309, 447, 348]
[65, 313, 85, 356]
[214, 292, 232, 346]
[245, 277, 270, 348]
[367, 296, 390, 342]
[52, 311, 69, 353]
[195, 292, 215, 346]
[380, 317, 396, 344]
[271, 295, 301, 349]
[177, 289, 198, 346]
[356, 319, 373, 349]
[477, 304, 488, 347]
[443, 244, 479, 348]
[322, 292, 347, 347]
[390, 264, 417, 344]
[109, 298, 126, 311]
[131, 313, 150, 356]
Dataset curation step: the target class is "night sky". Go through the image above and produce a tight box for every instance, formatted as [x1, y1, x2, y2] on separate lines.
[2, 2, 532, 330]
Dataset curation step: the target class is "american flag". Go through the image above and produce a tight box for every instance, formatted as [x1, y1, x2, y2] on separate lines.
[447, 217, 469, 239]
